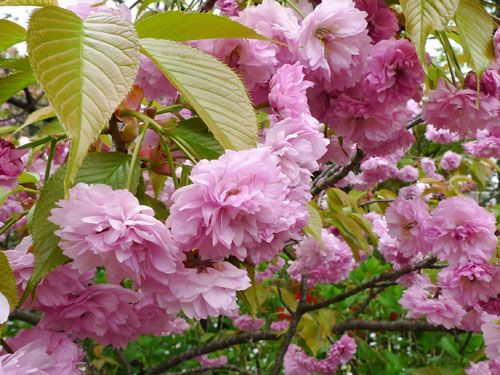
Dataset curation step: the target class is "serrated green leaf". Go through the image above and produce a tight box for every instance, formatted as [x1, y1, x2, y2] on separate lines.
[16, 105, 55, 134]
[470, 159, 492, 191]
[0, 57, 32, 71]
[18, 171, 40, 184]
[0, 20, 25, 52]
[167, 117, 224, 160]
[400, 0, 458, 69]
[20, 152, 140, 305]
[140, 38, 258, 151]
[137, 193, 169, 221]
[318, 309, 335, 340]
[0, 251, 18, 312]
[0, 0, 56, 5]
[0, 71, 36, 105]
[299, 320, 325, 355]
[135, 12, 270, 42]
[439, 336, 461, 360]
[27, 7, 140, 195]
[303, 201, 323, 246]
[455, 0, 494, 75]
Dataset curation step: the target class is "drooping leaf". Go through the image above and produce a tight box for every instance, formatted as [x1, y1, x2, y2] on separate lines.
[303, 201, 323, 246]
[135, 11, 270, 42]
[20, 152, 140, 305]
[0, 20, 25, 52]
[140, 38, 258, 151]
[0, 71, 36, 105]
[16, 105, 55, 134]
[167, 117, 224, 160]
[0, 0, 56, 5]
[0, 251, 18, 311]
[0, 57, 32, 71]
[439, 336, 461, 360]
[27, 7, 140, 195]
[400, 0, 459, 69]
[455, 0, 494, 75]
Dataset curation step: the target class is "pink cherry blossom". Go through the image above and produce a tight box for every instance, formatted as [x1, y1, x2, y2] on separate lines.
[319, 136, 356, 166]
[135, 55, 178, 103]
[385, 196, 430, 258]
[353, 0, 398, 43]
[68, 0, 131, 21]
[7, 328, 84, 375]
[399, 285, 466, 329]
[167, 148, 293, 263]
[197, 354, 228, 367]
[364, 38, 424, 104]
[0, 341, 54, 374]
[440, 150, 461, 170]
[297, 0, 371, 90]
[49, 183, 181, 288]
[0, 139, 28, 190]
[232, 314, 265, 331]
[215, 0, 239, 16]
[423, 79, 500, 137]
[270, 320, 289, 331]
[483, 320, 500, 359]
[40, 284, 142, 349]
[463, 129, 500, 158]
[422, 197, 497, 266]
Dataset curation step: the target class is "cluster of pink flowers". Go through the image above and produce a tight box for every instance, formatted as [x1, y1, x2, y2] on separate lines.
[0, 139, 28, 190]
[288, 228, 355, 286]
[284, 335, 357, 375]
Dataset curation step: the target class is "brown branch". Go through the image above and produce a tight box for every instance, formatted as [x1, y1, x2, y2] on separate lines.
[332, 319, 462, 334]
[351, 287, 385, 319]
[270, 275, 308, 375]
[302, 256, 438, 313]
[10, 309, 42, 325]
[311, 149, 364, 196]
[406, 113, 424, 129]
[144, 332, 278, 375]
[200, 0, 217, 12]
[164, 365, 254, 375]
[115, 348, 133, 375]
[107, 115, 128, 154]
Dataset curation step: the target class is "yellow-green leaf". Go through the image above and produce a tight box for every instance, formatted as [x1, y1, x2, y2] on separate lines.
[135, 11, 270, 42]
[455, 0, 494, 75]
[0, 251, 18, 312]
[0, 71, 36, 105]
[400, 0, 458, 69]
[27, 7, 140, 195]
[15, 105, 55, 134]
[140, 38, 258, 151]
[0, 0, 57, 5]
[0, 20, 25, 52]
[303, 201, 323, 246]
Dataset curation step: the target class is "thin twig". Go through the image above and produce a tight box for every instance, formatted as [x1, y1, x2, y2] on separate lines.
[302, 256, 438, 313]
[459, 331, 473, 355]
[270, 275, 308, 375]
[311, 149, 364, 196]
[352, 287, 385, 319]
[277, 285, 293, 314]
[332, 319, 463, 334]
[406, 113, 424, 129]
[115, 348, 133, 375]
[9, 309, 42, 325]
[164, 365, 254, 375]
[108, 115, 128, 154]
[358, 199, 394, 207]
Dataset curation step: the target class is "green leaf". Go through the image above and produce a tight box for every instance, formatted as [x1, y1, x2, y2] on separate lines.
[167, 118, 224, 160]
[15, 105, 55, 134]
[412, 366, 453, 375]
[0, 251, 18, 312]
[137, 193, 169, 221]
[140, 38, 258, 151]
[0, 71, 36, 105]
[455, 0, 494, 75]
[0, 0, 57, 5]
[27, 7, 140, 195]
[20, 152, 140, 305]
[303, 201, 323, 246]
[0, 20, 25, 52]
[439, 336, 461, 360]
[470, 159, 492, 191]
[18, 171, 40, 184]
[400, 0, 459, 69]
[299, 319, 326, 355]
[0, 57, 32, 71]
[135, 11, 270, 42]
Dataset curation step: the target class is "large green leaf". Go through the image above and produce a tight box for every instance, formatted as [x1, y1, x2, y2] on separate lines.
[0, 57, 32, 71]
[303, 201, 323, 246]
[400, 0, 458, 69]
[0, 20, 25, 52]
[135, 11, 269, 42]
[141, 38, 258, 151]
[0, 251, 18, 312]
[20, 152, 141, 305]
[0, 71, 36, 105]
[167, 117, 224, 160]
[455, 0, 494, 75]
[0, 0, 56, 5]
[27, 7, 140, 195]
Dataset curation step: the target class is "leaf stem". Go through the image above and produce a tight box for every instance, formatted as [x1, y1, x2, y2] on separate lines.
[126, 122, 149, 192]
[163, 137, 179, 189]
[283, 0, 304, 18]
[44, 139, 57, 182]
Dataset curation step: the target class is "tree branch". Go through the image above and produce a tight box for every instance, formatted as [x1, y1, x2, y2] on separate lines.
[270, 275, 308, 375]
[302, 256, 437, 313]
[10, 309, 42, 325]
[163, 365, 254, 375]
[311, 149, 364, 196]
[115, 348, 133, 375]
[406, 113, 424, 129]
[107, 115, 128, 154]
[332, 319, 462, 334]
[144, 332, 278, 375]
